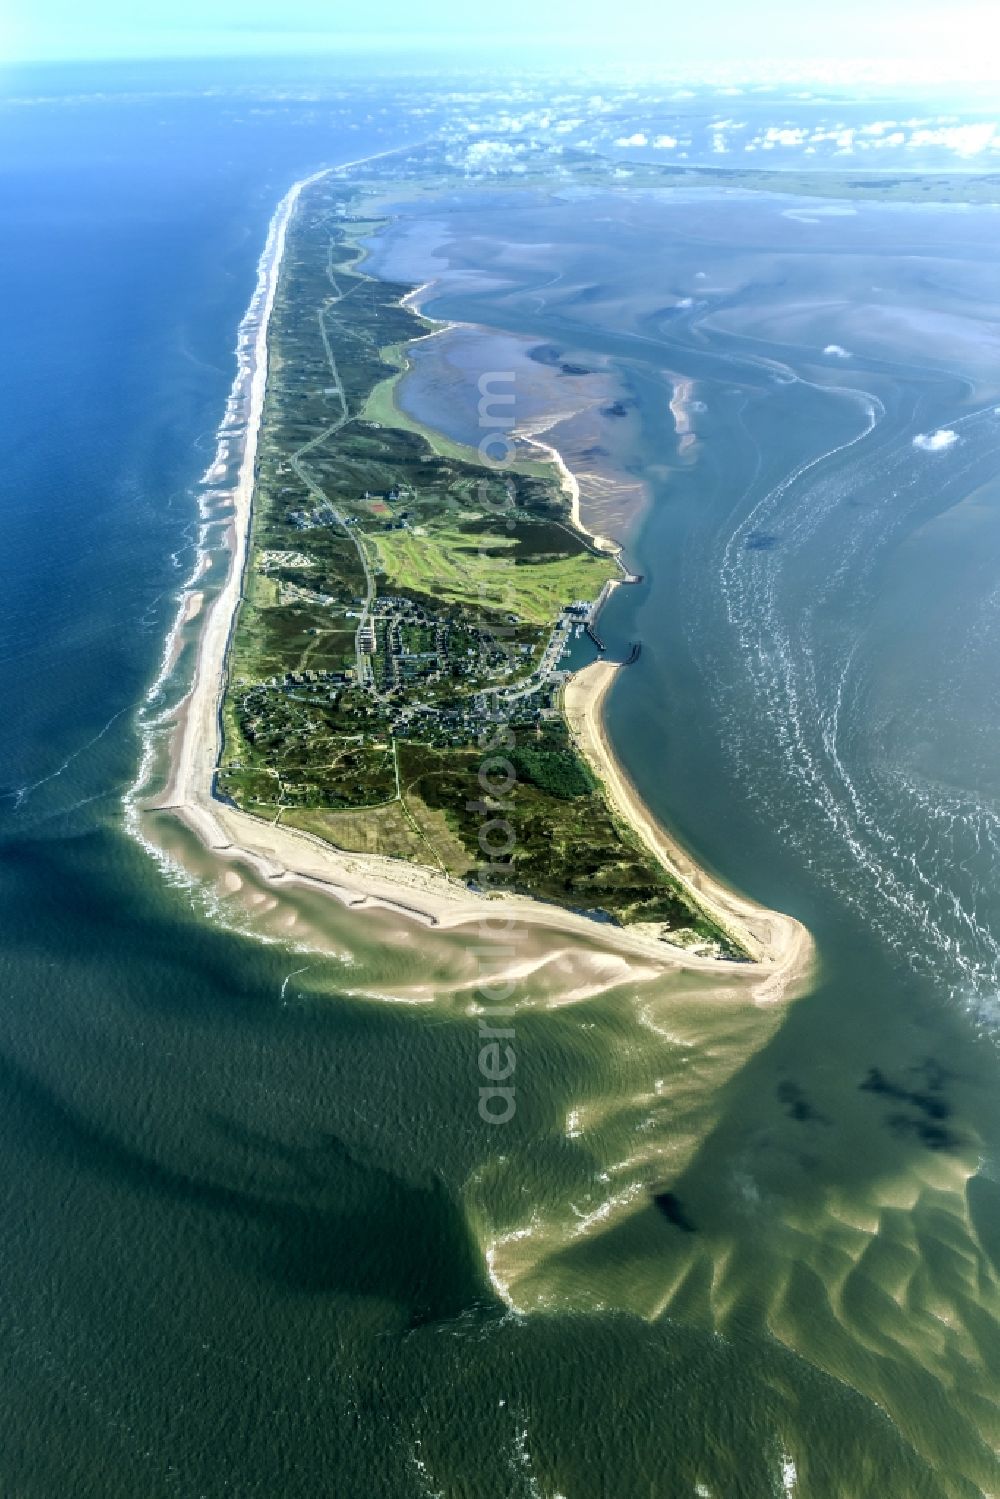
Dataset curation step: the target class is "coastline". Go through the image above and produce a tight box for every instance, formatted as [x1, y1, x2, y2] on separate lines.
[137, 169, 814, 1000]
[150, 165, 328, 814]
[563, 659, 813, 1001]
[517, 422, 625, 557]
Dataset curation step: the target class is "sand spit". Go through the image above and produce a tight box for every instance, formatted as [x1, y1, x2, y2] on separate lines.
[564, 660, 813, 1003]
[669, 376, 699, 456]
[137, 166, 812, 1001]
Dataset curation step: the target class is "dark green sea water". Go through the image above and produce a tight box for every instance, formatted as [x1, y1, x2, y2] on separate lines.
[6, 71, 1000, 1496]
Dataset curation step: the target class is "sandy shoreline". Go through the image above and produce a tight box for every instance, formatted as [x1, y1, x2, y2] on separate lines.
[564, 660, 813, 1001]
[138, 166, 813, 1000]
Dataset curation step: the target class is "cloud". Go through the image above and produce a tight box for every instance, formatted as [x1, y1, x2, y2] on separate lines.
[805, 127, 857, 151]
[652, 134, 678, 149]
[764, 127, 809, 147]
[906, 123, 998, 156]
[454, 140, 530, 176]
[823, 344, 851, 358]
[615, 132, 648, 147]
[914, 428, 959, 451]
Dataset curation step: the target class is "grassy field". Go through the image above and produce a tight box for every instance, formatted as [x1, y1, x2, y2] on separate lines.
[283, 785, 475, 874]
[372, 525, 616, 625]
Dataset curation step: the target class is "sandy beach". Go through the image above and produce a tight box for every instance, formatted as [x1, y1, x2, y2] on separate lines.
[518, 423, 624, 556]
[563, 659, 813, 1001]
[141, 167, 814, 1001]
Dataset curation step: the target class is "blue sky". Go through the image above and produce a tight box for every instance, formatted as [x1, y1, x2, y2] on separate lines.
[5, 0, 999, 74]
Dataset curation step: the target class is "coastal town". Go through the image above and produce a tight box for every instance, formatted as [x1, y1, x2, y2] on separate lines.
[230, 585, 631, 756]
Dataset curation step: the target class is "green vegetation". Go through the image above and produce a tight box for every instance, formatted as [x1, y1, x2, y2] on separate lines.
[372, 523, 614, 626]
[510, 748, 595, 799]
[509, 724, 597, 800]
[219, 174, 736, 950]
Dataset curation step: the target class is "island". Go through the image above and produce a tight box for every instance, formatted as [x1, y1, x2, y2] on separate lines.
[215, 174, 740, 953]
[143, 152, 814, 998]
